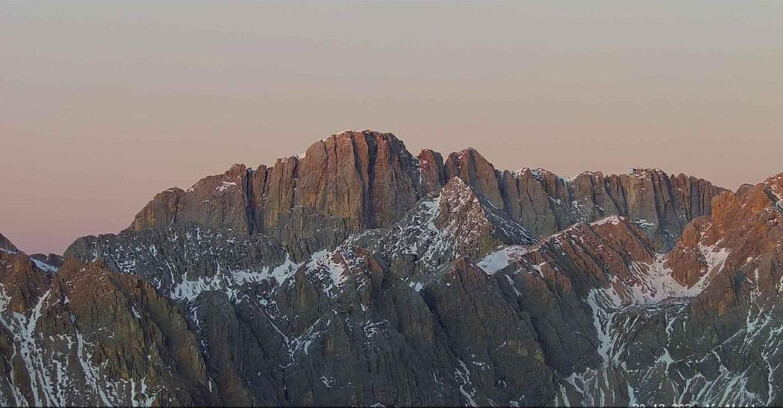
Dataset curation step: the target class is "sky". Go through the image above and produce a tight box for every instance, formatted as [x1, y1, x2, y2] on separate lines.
[2, 1, 783, 255]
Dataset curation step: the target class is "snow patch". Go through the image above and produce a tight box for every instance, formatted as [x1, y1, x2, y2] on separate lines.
[687, 244, 730, 295]
[216, 181, 237, 193]
[32, 258, 58, 273]
[590, 215, 624, 227]
[408, 281, 424, 292]
[305, 250, 350, 297]
[169, 255, 298, 301]
[454, 359, 478, 407]
[477, 246, 528, 274]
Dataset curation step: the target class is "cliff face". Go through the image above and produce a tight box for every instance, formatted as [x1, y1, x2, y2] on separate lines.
[60, 172, 783, 407]
[6, 131, 779, 407]
[129, 131, 428, 258]
[129, 131, 724, 253]
[0, 240, 215, 406]
[60, 223, 554, 406]
[0, 233, 17, 253]
[555, 173, 783, 406]
[129, 131, 424, 233]
[664, 172, 783, 305]
[500, 168, 724, 250]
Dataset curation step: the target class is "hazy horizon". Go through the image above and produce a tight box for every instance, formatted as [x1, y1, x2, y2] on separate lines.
[2, 1, 783, 254]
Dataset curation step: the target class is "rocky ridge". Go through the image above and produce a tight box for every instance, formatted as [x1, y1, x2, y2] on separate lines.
[550, 173, 783, 406]
[130, 130, 724, 253]
[0, 234, 17, 253]
[0, 242, 211, 406]
[0, 131, 779, 407]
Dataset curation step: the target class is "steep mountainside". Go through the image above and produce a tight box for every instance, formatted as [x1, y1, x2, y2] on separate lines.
[0, 239, 212, 406]
[0, 234, 17, 253]
[129, 131, 723, 252]
[551, 173, 783, 406]
[129, 132, 425, 242]
[356, 176, 536, 283]
[0, 131, 779, 407]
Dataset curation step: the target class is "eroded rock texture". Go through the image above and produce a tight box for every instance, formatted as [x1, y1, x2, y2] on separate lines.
[0, 132, 779, 407]
[129, 131, 723, 253]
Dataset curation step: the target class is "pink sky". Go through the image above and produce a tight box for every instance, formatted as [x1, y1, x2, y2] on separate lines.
[2, 2, 783, 254]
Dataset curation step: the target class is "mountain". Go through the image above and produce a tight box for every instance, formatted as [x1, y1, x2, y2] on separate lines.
[129, 130, 723, 253]
[128, 132, 425, 250]
[0, 130, 780, 407]
[0, 243, 212, 406]
[552, 173, 783, 406]
[358, 176, 536, 283]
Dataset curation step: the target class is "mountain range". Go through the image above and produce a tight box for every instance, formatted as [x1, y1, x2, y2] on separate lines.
[1, 130, 781, 406]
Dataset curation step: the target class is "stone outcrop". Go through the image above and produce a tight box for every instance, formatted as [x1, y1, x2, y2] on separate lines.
[130, 131, 425, 236]
[444, 148, 505, 208]
[128, 131, 723, 253]
[128, 187, 185, 232]
[0, 233, 16, 253]
[417, 149, 446, 192]
[4, 132, 781, 407]
[361, 177, 535, 283]
[0, 244, 217, 406]
[549, 173, 783, 406]
[496, 168, 724, 250]
[29, 253, 63, 269]
[664, 172, 783, 306]
[65, 222, 295, 298]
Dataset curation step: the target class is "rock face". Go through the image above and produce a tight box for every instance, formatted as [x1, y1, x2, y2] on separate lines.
[361, 177, 536, 284]
[65, 222, 295, 300]
[29, 253, 63, 269]
[129, 131, 723, 253]
[0, 234, 16, 253]
[2, 132, 781, 407]
[59, 227, 555, 406]
[0, 239, 216, 406]
[417, 149, 446, 192]
[130, 131, 425, 239]
[499, 168, 724, 250]
[549, 173, 783, 406]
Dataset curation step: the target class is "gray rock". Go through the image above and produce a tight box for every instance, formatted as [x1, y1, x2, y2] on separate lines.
[1, 136, 780, 407]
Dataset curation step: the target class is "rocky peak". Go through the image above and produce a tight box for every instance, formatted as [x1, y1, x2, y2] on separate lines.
[131, 130, 425, 250]
[520, 216, 657, 298]
[764, 172, 783, 207]
[417, 148, 446, 192]
[444, 147, 504, 208]
[127, 131, 725, 255]
[0, 249, 51, 314]
[0, 232, 59, 274]
[436, 177, 535, 246]
[128, 187, 184, 231]
[0, 232, 17, 253]
[664, 175, 783, 297]
[369, 177, 535, 286]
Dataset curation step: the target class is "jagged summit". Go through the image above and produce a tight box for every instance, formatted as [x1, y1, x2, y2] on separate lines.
[127, 130, 725, 256]
[0, 232, 17, 253]
[5, 127, 783, 406]
[0, 231, 60, 274]
[765, 172, 783, 204]
[366, 176, 536, 284]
